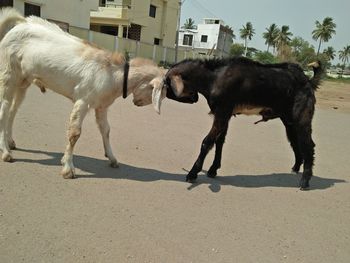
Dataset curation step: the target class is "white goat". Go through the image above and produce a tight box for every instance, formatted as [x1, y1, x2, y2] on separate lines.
[0, 8, 166, 178]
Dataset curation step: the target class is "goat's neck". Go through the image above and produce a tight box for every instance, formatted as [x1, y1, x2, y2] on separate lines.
[112, 63, 152, 98]
[121, 66, 146, 95]
[197, 87, 211, 101]
[195, 68, 215, 101]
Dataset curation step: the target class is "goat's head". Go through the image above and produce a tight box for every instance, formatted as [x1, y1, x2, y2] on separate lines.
[132, 76, 167, 114]
[164, 62, 199, 104]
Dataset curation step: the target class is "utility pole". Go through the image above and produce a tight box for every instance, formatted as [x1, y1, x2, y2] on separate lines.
[175, 0, 185, 63]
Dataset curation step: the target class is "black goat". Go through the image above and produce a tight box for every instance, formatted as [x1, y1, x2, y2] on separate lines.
[165, 57, 322, 190]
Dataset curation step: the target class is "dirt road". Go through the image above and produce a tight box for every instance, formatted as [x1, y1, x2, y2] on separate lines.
[1, 81, 349, 262]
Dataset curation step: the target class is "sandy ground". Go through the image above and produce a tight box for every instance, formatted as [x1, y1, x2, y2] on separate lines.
[317, 80, 350, 113]
[1, 81, 350, 263]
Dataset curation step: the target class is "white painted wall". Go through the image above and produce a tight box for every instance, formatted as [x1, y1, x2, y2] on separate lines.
[196, 23, 220, 50]
[13, 0, 98, 29]
[179, 19, 233, 56]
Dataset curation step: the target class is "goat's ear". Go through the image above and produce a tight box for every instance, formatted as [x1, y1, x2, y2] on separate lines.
[170, 75, 184, 97]
[151, 77, 166, 114]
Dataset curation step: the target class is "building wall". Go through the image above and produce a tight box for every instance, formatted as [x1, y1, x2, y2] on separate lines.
[70, 25, 213, 63]
[90, 0, 179, 48]
[217, 27, 233, 55]
[179, 25, 220, 51]
[179, 20, 233, 57]
[13, 0, 98, 29]
[135, 0, 178, 47]
[196, 23, 220, 50]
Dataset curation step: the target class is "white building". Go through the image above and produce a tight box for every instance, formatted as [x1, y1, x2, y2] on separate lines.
[0, 0, 98, 30]
[178, 18, 234, 57]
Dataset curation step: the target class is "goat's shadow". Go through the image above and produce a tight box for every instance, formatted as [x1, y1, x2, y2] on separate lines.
[15, 148, 346, 192]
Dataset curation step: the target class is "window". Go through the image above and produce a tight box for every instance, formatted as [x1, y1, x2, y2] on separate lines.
[0, 0, 13, 7]
[154, 38, 161, 45]
[123, 24, 141, 41]
[149, 5, 156, 18]
[100, 25, 118, 36]
[201, 35, 208, 43]
[24, 3, 41, 17]
[183, 34, 193, 46]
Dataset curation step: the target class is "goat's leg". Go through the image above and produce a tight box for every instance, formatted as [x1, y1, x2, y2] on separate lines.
[281, 119, 303, 173]
[95, 108, 118, 168]
[61, 100, 89, 179]
[0, 99, 13, 162]
[0, 80, 17, 161]
[207, 122, 229, 178]
[296, 124, 315, 190]
[187, 114, 230, 182]
[7, 87, 28, 150]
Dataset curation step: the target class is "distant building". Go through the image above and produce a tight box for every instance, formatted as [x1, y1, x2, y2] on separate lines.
[90, 0, 179, 48]
[0, 0, 98, 30]
[179, 18, 234, 57]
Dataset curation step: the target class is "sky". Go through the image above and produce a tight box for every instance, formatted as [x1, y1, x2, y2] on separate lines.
[180, 0, 349, 64]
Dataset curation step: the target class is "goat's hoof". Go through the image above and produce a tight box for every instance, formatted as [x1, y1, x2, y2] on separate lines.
[207, 169, 217, 178]
[110, 161, 119, 168]
[2, 153, 14, 162]
[186, 173, 197, 183]
[186, 177, 197, 183]
[8, 140, 16, 150]
[2, 152, 13, 162]
[61, 169, 76, 179]
[299, 178, 310, 190]
[292, 166, 300, 174]
[292, 161, 303, 173]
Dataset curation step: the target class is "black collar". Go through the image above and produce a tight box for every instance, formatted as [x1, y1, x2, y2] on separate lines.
[122, 61, 130, 99]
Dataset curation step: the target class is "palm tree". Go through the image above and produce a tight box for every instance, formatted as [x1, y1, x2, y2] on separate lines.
[323, 46, 336, 61]
[312, 17, 336, 56]
[262, 23, 279, 53]
[275, 25, 293, 57]
[223, 25, 236, 39]
[275, 25, 292, 47]
[339, 45, 350, 74]
[239, 22, 255, 56]
[183, 18, 196, 29]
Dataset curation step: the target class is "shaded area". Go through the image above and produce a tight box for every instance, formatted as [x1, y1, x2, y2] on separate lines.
[15, 148, 346, 192]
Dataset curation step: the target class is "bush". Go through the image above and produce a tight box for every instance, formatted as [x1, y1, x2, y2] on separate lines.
[159, 60, 172, 69]
[253, 51, 277, 64]
[230, 43, 245, 57]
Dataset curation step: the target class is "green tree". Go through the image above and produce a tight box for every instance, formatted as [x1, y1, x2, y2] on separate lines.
[246, 47, 258, 58]
[275, 25, 293, 49]
[253, 51, 277, 64]
[323, 46, 336, 62]
[230, 43, 245, 57]
[239, 22, 255, 57]
[338, 45, 350, 75]
[223, 25, 236, 39]
[183, 18, 196, 29]
[262, 23, 279, 53]
[312, 17, 336, 56]
[290, 37, 317, 66]
[275, 25, 293, 60]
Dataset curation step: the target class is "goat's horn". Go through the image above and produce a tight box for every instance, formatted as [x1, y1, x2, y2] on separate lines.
[307, 61, 320, 68]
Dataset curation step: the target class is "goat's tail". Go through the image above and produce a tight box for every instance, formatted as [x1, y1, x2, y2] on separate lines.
[307, 60, 323, 90]
[0, 7, 25, 42]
